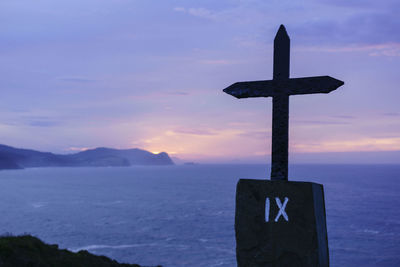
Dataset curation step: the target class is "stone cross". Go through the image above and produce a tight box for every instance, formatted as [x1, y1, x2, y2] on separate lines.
[223, 25, 345, 266]
[223, 25, 344, 180]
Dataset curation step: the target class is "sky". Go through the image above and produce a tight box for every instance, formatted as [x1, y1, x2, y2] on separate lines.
[0, 0, 399, 163]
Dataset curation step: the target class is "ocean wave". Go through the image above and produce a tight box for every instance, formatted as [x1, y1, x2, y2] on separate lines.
[30, 202, 47, 208]
[363, 229, 380, 234]
[70, 242, 193, 253]
[70, 242, 158, 252]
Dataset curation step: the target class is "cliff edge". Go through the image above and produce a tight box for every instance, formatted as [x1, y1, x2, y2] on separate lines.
[0, 235, 161, 267]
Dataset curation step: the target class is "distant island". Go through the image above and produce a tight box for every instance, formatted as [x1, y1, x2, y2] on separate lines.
[183, 162, 197, 165]
[0, 144, 174, 170]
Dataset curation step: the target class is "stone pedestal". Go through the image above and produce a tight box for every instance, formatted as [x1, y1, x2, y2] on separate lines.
[235, 179, 329, 267]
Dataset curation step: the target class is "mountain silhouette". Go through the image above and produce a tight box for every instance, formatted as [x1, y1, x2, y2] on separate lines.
[0, 144, 174, 170]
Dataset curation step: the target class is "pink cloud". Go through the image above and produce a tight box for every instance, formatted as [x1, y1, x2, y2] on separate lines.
[173, 128, 217, 136]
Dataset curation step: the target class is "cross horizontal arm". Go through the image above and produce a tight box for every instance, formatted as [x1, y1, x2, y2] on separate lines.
[223, 76, 344, 99]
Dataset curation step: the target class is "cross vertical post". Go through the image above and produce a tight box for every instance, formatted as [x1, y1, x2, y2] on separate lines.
[271, 25, 290, 181]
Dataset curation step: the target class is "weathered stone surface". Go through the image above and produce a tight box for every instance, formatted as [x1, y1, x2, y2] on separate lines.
[235, 179, 329, 267]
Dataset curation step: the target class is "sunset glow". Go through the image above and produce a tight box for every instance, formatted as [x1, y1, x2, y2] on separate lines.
[0, 0, 399, 163]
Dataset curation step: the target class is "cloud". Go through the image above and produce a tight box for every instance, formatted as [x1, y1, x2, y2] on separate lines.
[173, 7, 216, 20]
[318, 0, 398, 8]
[171, 128, 217, 136]
[382, 112, 400, 117]
[238, 130, 269, 139]
[171, 1, 400, 55]
[18, 115, 62, 127]
[296, 43, 400, 57]
[187, 8, 216, 20]
[291, 1, 400, 47]
[196, 2, 400, 49]
[330, 115, 355, 119]
[57, 77, 97, 83]
[293, 137, 400, 153]
[28, 120, 60, 127]
[173, 7, 185, 12]
[165, 91, 190, 96]
[292, 120, 351, 125]
[198, 59, 236, 65]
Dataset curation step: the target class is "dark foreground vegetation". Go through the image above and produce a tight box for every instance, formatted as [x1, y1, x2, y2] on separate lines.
[0, 235, 159, 267]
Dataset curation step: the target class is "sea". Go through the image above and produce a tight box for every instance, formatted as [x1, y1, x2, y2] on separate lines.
[0, 164, 399, 267]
